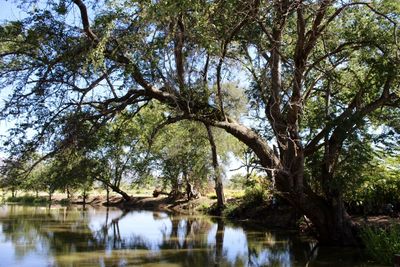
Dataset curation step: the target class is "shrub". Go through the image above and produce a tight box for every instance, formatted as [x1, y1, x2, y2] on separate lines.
[207, 194, 218, 200]
[361, 224, 400, 265]
[221, 180, 272, 218]
[6, 195, 48, 204]
[58, 198, 71, 205]
[222, 202, 240, 217]
[243, 185, 268, 206]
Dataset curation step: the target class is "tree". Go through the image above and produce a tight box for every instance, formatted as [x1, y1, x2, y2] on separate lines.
[0, 0, 399, 245]
[90, 110, 155, 202]
[0, 158, 24, 198]
[49, 149, 97, 203]
[152, 119, 216, 199]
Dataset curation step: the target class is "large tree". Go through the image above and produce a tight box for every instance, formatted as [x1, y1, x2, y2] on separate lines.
[0, 0, 399, 244]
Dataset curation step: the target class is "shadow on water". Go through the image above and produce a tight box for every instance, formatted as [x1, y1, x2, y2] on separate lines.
[0, 204, 384, 267]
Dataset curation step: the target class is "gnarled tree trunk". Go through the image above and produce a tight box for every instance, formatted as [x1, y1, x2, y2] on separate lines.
[300, 191, 357, 245]
[216, 121, 359, 245]
[272, 155, 358, 246]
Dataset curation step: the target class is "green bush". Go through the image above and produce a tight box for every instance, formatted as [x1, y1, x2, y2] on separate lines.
[361, 224, 400, 265]
[58, 198, 71, 205]
[222, 202, 240, 217]
[345, 176, 400, 215]
[243, 186, 268, 205]
[221, 179, 272, 218]
[6, 195, 49, 204]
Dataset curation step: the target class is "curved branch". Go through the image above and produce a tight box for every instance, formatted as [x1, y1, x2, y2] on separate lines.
[72, 0, 99, 42]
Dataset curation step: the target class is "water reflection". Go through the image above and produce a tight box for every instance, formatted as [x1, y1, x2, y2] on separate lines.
[0, 205, 381, 267]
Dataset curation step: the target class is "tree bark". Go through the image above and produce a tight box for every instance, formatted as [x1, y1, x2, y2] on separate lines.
[205, 124, 225, 210]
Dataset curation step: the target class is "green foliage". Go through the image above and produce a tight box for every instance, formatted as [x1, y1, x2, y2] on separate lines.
[228, 174, 247, 190]
[344, 153, 400, 214]
[242, 176, 272, 207]
[242, 186, 269, 207]
[361, 224, 400, 265]
[6, 195, 49, 204]
[222, 175, 272, 218]
[219, 202, 237, 217]
[153, 120, 212, 192]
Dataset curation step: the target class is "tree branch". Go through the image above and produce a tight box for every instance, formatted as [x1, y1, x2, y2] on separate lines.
[72, 0, 99, 42]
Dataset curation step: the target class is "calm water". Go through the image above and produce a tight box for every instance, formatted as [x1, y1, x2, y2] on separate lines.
[0, 205, 381, 267]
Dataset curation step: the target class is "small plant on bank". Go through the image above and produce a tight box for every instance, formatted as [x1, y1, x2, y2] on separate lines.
[361, 224, 400, 265]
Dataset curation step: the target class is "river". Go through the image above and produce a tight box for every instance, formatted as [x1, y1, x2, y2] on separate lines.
[0, 204, 383, 266]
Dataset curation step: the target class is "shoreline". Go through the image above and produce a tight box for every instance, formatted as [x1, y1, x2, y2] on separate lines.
[3, 194, 399, 230]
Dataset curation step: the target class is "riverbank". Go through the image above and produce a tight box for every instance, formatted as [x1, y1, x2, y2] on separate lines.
[3, 193, 400, 229]
[2, 193, 213, 213]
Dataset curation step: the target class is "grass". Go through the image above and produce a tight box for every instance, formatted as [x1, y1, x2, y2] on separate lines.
[361, 224, 400, 265]
[206, 189, 245, 200]
[225, 189, 245, 199]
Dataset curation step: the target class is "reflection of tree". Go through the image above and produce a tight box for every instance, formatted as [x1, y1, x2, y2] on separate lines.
[214, 218, 225, 267]
[0, 205, 107, 266]
[0, 205, 51, 259]
[238, 222, 313, 267]
[94, 208, 128, 249]
[0, 206, 319, 267]
[96, 212, 220, 266]
[163, 216, 218, 267]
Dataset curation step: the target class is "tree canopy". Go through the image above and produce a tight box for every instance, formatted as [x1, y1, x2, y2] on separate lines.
[0, 0, 399, 245]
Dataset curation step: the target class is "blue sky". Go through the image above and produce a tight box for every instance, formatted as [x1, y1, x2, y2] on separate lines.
[0, 0, 27, 21]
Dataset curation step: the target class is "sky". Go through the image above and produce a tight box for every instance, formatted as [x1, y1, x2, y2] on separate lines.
[0, 0, 27, 21]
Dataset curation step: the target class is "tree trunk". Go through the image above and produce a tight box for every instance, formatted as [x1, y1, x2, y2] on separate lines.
[211, 119, 359, 245]
[304, 195, 357, 245]
[96, 178, 131, 201]
[183, 170, 191, 200]
[82, 189, 88, 208]
[66, 186, 71, 199]
[106, 185, 110, 205]
[205, 124, 225, 210]
[273, 162, 358, 245]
